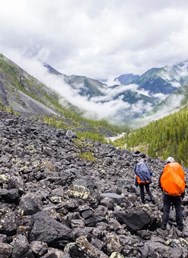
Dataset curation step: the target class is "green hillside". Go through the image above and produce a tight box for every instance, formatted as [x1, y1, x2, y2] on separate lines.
[114, 106, 188, 166]
[0, 53, 127, 141]
[42, 111, 126, 142]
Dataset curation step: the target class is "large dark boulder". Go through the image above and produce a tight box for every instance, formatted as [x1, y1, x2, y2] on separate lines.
[29, 212, 73, 249]
[115, 209, 151, 231]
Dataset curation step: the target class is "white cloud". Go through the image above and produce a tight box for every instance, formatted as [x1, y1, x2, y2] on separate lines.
[132, 93, 184, 128]
[1, 1, 188, 79]
[101, 84, 138, 96]
[7, 52, 131, 120]
[153, 93, 167, 101]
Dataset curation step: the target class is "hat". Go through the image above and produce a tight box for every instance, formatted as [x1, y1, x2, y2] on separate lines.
[165, 157, 175, 164]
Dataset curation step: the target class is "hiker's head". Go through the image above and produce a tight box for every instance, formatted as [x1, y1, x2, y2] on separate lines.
[165, 156, 175, 164]
[138, 158, 145, 163]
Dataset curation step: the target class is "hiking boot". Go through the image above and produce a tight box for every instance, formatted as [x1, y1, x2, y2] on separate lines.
[161, 224, 166, 230]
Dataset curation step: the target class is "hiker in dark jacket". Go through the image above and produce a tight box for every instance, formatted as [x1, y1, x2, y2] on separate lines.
[134, 158, 155, 204]
[159, 156, 185, 231]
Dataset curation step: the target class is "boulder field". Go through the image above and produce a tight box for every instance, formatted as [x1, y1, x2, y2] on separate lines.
[0, 111, 187, 257]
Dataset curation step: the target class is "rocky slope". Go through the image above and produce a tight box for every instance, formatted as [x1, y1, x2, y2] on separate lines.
[0, 111, 187, 257]
[0, 54, 61, 115]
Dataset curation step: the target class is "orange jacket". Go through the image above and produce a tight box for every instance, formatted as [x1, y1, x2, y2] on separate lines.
[159, 162, 185, 196]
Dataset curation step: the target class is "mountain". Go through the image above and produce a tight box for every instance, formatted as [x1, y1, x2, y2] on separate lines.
[112, 61, 188, 126]
[1, 52, 188, 128]
[0, 54, 62, 115]
[44, 59, 188, 126]
[0, 54, 123, 138]
[115, 73, 139, 84]
[116, 61, 188, 94]
[64, 74, 105, 98]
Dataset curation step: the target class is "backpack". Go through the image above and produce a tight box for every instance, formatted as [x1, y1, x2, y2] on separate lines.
[160, 162, 185, 196]
[135, 162, 151, 184]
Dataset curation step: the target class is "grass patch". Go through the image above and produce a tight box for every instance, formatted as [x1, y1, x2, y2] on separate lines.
[79, 151, 96, 162]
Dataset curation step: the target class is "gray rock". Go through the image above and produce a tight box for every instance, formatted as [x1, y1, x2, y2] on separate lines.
[19, 193, 42, 215]
[0, 211, 19, 236]
[68, 236, 108, 258]
[29, 211, 73, 248]
[30, 241, 48, 256]
[40, 247, 64, 258]
[0, 189, 20, 203]
[0, 243, 12, 258]
[115, 209, 151, 231]
[11, 234, 31, 258]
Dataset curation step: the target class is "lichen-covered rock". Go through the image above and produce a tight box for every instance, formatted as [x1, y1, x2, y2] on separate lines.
[68, 185, 90, 200]
[30, 241, 48, 256]
[106, 233, 122, 254]
[68, 236, 108, 258]
[109, 252, 124, 258]
[40, 247, 64, 258]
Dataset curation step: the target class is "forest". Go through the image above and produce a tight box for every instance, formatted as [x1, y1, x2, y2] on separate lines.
[114, 106, 188, 167]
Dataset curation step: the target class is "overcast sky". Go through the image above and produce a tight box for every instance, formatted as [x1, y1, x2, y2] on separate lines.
[1, 0, 188, 79]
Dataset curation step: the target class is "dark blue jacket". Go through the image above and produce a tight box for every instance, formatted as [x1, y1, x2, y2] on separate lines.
[134, 161, 152, 183]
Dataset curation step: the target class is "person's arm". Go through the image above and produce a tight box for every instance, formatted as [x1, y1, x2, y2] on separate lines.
[134, 175, 138, 187]
[134, 165, 138, 186]
[145, 162, 152, 176]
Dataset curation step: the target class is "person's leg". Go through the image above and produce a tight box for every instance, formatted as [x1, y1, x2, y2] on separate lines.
[173, 197, 183, 230]
[145, 184, 155, 203]
[162, 194, 171, 228]
[139, 184, 145, 203]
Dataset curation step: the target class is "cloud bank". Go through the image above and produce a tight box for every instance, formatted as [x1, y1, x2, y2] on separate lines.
[1, 0, 188, 79]
[11, 53, 133, 121]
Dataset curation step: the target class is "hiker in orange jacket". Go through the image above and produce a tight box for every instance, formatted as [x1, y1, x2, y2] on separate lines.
[159, 157, 186, 231]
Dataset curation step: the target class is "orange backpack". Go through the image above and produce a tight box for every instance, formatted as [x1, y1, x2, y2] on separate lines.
[160, 162, 185, 196]
[136, 175, 150, 185]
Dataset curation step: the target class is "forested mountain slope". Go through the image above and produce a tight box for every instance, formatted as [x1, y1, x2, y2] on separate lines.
[114, 106, 188, 166]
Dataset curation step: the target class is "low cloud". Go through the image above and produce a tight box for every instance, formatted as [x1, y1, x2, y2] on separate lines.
[133, 93, 184, 128]
[3, 50, 184, 125]
[7, 52, 132, 121]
